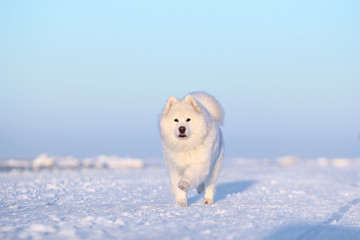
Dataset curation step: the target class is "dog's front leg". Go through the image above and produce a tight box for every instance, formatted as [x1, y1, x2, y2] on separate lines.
[179, 163, 209, 192]
[169, 170, 187, 207]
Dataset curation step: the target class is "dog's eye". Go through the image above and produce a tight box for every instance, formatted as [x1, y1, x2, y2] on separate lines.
[174, 119, 179, 122]
[186, 118, 191, 122]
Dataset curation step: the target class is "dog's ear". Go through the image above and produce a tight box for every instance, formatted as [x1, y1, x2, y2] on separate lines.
[184, 95, 201, 112]
[163, 96, 178, 115]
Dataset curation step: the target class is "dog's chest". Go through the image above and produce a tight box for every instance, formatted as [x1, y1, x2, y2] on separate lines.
[171, 149, 208, 169]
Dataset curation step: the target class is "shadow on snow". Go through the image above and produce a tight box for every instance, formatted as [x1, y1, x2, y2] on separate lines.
[265, 197, 360, 240]
[188, 180, 256, 205]
[264, 224, 360, 240]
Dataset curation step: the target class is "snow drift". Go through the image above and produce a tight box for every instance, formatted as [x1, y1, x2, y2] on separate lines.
[0, 153, 144, 170]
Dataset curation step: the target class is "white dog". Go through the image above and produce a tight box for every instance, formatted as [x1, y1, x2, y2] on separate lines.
[159, 92, 224, 207]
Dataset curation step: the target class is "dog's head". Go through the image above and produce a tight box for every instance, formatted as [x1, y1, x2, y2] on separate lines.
[160, 95, 208, 149]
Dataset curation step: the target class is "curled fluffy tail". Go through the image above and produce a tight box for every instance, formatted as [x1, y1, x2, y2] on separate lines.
[190, 92, 224, 125]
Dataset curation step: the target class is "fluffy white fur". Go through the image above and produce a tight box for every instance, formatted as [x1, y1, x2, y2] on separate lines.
[159, 92, 224, 207]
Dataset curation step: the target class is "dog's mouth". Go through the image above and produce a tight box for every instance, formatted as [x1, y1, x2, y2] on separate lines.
[178, 134, 187, 138]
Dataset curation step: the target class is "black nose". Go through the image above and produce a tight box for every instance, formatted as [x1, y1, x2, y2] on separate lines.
[179, 126, 186, 134]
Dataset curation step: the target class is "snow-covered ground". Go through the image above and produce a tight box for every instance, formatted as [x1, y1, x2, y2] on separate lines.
[1, 155, 360, 240]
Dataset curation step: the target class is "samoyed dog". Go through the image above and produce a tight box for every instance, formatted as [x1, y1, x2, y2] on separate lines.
[159, 92, 224, 207]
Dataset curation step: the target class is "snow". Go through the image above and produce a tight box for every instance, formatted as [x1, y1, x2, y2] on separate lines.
[32, 154, 55, 169]
[0, 154, 144, 170]
[1, 156, 360, 240]
[276, 155, 299, 167]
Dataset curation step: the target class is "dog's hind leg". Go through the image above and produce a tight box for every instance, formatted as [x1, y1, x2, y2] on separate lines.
[196, 182, 205, 194]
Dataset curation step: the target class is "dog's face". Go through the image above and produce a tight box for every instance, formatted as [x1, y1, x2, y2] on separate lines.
[169, 105, 195, 140]
[160, 95, 208, 149]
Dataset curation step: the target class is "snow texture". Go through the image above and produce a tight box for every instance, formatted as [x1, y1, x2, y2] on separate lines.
[1, 156, 360, 240]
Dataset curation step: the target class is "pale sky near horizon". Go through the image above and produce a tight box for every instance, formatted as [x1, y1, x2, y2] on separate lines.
[1, 1, 359, 159]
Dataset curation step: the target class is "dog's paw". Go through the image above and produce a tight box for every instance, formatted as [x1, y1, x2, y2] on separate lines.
[203, 198, 213, 205]
[178, 180, 190, 191]
[196, 183, 205, 194]
[176, 201, 187, 207]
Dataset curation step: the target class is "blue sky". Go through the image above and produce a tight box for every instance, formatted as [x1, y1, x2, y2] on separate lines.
[1, 1, 359, 159]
